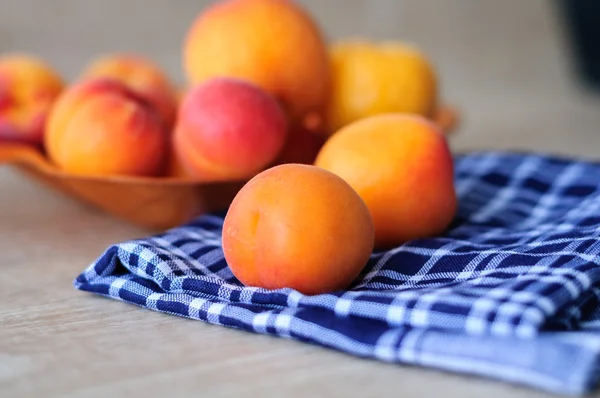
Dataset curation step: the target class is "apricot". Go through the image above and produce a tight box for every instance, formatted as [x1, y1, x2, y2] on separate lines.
[176, 86, 190, 106]
[222, 163, 374, 295]
[183, 0, 331, 121]
[79, 54, 178, 127]
[326, 40, 438, 133]
[0, 54, 64, 146]
[165, 147, 194, 179]
[173, 77, 288, 181]
[272, 122, 326, 166]
[44, 78, 169, 177]
[315, 114, 457, 248]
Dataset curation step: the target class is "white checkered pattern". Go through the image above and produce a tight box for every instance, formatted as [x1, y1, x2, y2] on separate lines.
[74, 152, 600, 396]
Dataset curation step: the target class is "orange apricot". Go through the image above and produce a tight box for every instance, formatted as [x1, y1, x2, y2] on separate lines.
[326, 40, 438, 132]
[222, 163, 374, 295]
[315, 113, 457, 248]
[165, 147, 194, 179]
[44, 78, 169, 177]
[79, 54, 178, 127]
[182, 0, 331, 121]
[0, 54, 64, 146]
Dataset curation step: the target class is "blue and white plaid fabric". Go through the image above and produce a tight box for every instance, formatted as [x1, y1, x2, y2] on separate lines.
[74, 152, 600, 396]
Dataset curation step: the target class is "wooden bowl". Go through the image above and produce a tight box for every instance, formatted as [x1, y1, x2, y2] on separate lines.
[0, 105, 460, 231]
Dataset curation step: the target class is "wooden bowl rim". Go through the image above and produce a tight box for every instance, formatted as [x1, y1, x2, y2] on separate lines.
[0, 104, 460, 187]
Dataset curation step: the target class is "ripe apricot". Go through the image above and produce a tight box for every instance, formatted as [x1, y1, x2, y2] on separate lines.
[183, 0, 331, 121]
[173, 77, 288, 181]
[272, 121, 326, 166]
[165, 149, 192, 179]
[0, 54, 64, 146]
[222, 163, 375, 295]
[326, 40, 438, 132]
[44, 78, 169, 177]
[79, 54, 178, 127]
[315, 114, 457, 248]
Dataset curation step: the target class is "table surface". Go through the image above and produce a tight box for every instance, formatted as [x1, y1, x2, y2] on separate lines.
[2, 0, 600, 397]
[3, 102, 600, 398]
[1, 168, 592, 398]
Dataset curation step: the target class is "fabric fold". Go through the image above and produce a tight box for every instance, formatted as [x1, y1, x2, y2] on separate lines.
[74, 152, 600, 395]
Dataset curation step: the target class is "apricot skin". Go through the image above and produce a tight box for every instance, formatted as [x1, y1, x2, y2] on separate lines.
[326, 41, 438, 133]
[173, 78, 288, 181]
[183, 0, 331, 121]
[0, 54, 64, 146]
[272, 122, 326, 166]
[315, 113, 457, 249]
[79, 54, 178, 127]
[222, 163, 375, 295]
[44, 78, 168, 177]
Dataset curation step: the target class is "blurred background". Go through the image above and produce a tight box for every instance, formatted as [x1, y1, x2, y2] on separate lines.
[0, 0, 599, 157]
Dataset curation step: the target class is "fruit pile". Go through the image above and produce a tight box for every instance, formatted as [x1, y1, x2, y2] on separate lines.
[0, 0, 458, 294]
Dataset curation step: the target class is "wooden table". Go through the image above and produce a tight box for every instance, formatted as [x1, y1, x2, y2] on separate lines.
[0, 168, 572, 398]
[2, 94, 600, 397]
[2, 0, 600, 396]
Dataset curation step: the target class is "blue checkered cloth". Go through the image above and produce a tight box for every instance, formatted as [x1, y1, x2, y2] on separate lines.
[74, 152, 600, 396]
